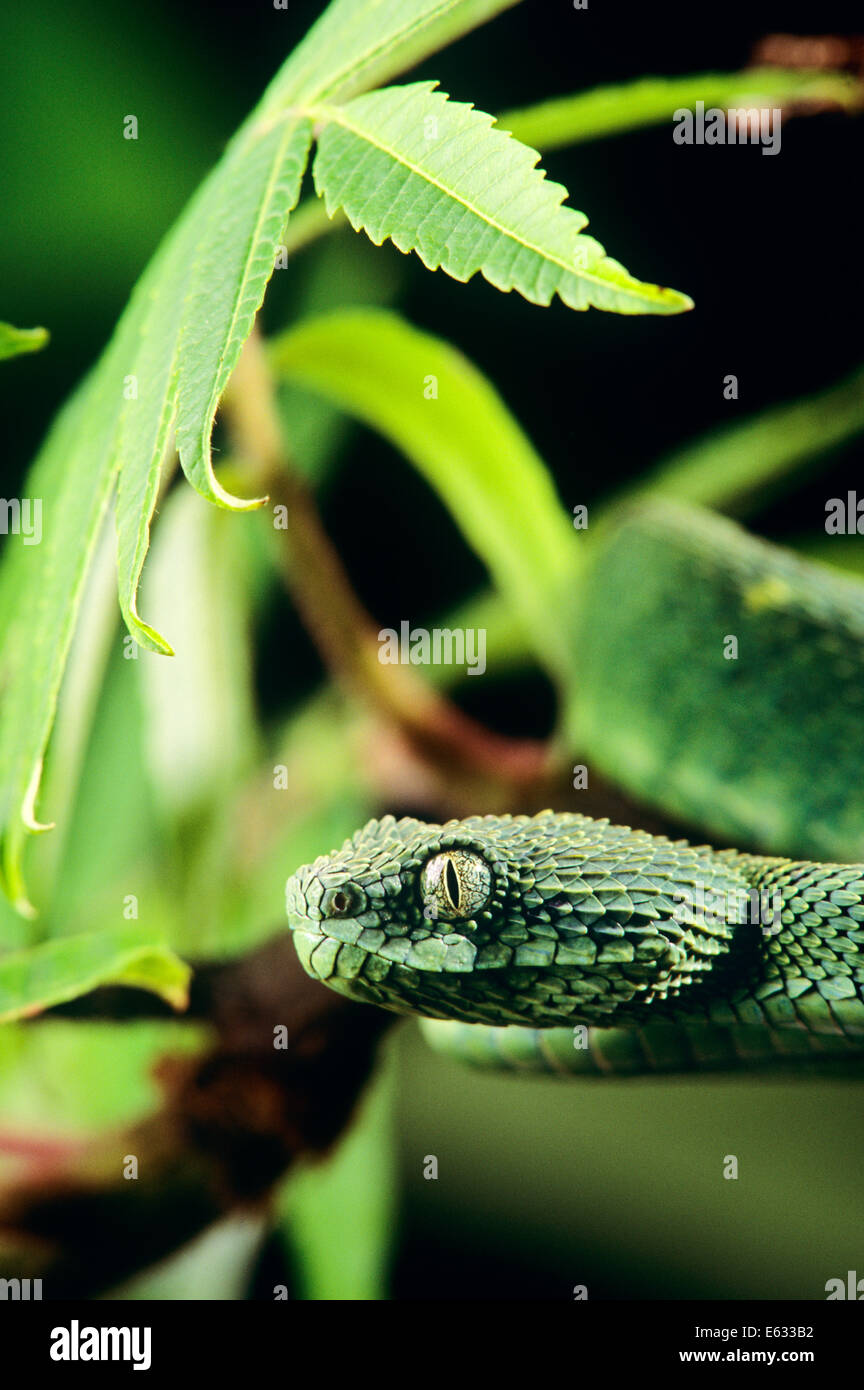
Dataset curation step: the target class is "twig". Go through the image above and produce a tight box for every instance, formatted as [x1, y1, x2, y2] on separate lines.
[223, 331, 551, 795]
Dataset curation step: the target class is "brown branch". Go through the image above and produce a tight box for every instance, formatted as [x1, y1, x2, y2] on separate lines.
[223, 331, 552, 800]
[0, 936, 394, 1296]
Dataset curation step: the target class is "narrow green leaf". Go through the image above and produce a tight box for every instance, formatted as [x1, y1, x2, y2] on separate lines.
[174, 116, 314, 509]
[500, 67, 862, 150]
[620, 363, 864, 516]
[0, 322, 49, 361]
[270, 308, 580, 680]
[313, 83, 692, 314]
[265, 0, 522, 107]
[25, 512, 120, 913]
[0, 44, 313, 908]
[0, 313, 144, 911]
[0, 925, 190, 1023]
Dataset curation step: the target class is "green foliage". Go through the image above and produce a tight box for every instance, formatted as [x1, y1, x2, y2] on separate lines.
[0, 1019, 208, 1128]
[0, 924, 190, 1022]
[500, 66, 862, 149]
[262, 0, 522, 108]
[0, 322, 48, 361]
[0, 0, 862, 1305]
[0, 0, 688, 916]
[136, 483, 259, 823]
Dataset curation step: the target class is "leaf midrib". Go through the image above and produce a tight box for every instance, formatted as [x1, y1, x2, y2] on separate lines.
[311, 101, 616, 292]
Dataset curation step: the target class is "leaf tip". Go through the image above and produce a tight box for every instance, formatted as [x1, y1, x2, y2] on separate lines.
[123, 606, 175, 657]
[179, 438, 269, 513]
[21, 758, 54, 834]
[0, 836, 39, 920]
[659, 286, 695, 314]
[0, 322, 50, 361]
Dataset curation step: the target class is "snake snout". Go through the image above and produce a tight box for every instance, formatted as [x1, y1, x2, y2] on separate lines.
[286, 863, 379, 984]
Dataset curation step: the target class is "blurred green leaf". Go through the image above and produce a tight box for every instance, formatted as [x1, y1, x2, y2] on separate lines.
[270, 307, 580, 682]
[280, 1054, 396, 1299]
[0, 1019, 208, 1129]
[500, 66, 862, 150]
[800, 534, 864, 578]
[0, 924, 190, 1022]
[619, 362, 864, 516]
[0, 322, 48, 361]
[185, 691, 372, 958]
[39, 641, 170, 945]
[137, 482, 259, 823]
[107, 1214, 267, 1301]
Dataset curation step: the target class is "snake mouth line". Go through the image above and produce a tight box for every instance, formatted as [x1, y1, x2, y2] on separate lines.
[290, 926, 346, 981]
[288, 910, 481, 986]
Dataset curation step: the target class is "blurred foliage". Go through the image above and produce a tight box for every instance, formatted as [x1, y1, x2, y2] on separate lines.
[0, 323, 49, 362]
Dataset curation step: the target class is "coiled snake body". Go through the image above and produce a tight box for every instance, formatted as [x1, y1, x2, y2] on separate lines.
[286, 811, 864, 1076]
[286, 504, 864, 1076]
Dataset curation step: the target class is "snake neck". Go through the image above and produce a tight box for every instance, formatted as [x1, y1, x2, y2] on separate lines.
[679, 853, 864, 1037]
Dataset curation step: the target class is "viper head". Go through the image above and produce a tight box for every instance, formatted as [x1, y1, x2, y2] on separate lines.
[285, 812, 739, 1027]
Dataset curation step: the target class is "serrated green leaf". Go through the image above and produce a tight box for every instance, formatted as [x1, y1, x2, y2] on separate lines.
[500, 66, 862, 150]
[273, 63, 861, 270]
[0, 322, 49, 361]
[0, 924, 190, 1022]
[313, 82, 691, 314]
[270, 308, 580, 680]
[0, 326, 138, 911]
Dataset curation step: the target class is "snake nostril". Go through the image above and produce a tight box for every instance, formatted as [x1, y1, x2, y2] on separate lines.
[321, 882, 364, 918]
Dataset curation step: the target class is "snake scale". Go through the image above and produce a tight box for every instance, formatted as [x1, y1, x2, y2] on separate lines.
[285, 503, 864, 1076]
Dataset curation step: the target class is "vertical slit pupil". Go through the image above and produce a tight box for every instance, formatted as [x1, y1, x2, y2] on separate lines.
[445, 858, 461, 913]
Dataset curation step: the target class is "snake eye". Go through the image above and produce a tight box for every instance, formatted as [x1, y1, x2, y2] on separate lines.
[421, 850, 492, 922]
[321, 883, 364, 918]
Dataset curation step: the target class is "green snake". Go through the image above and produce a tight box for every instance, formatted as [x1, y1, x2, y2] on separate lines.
[285, 810, 864, 1075]
[285, 502, 864, 1076]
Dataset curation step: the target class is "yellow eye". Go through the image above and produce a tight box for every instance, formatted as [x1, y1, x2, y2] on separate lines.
[421, 850, 492, 922]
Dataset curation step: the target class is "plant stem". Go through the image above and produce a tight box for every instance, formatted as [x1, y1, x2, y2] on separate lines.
[223, 331, 549, 793]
